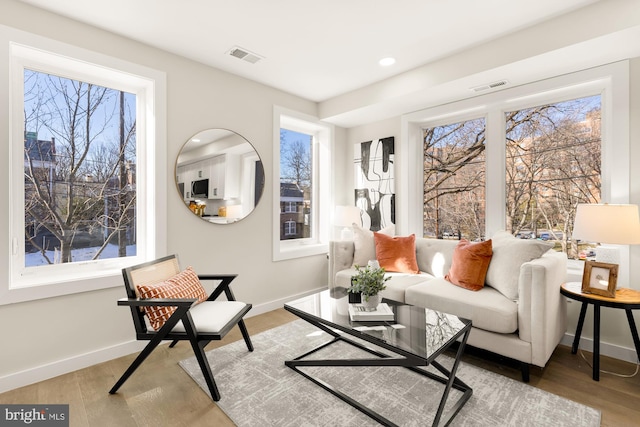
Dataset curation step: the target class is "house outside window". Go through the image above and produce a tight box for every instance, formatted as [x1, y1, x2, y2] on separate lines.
[273, 107, 332, 261]
[4, 38, 166, 304]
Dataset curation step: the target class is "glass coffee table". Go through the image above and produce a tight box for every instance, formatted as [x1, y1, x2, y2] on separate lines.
[284, 288, 472, 427]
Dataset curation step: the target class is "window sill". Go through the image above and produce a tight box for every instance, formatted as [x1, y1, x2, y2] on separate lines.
[274, 241, 329, 262]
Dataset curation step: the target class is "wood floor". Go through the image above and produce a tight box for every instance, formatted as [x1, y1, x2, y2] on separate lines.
[2, 308, 639, 426]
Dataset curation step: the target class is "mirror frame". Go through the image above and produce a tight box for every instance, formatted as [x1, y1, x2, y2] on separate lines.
[175, 128, 264, 224]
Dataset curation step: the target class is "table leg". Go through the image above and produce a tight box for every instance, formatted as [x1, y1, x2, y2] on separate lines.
[572, 302, 588, 354]
[593, 304, 600, 381]
[625, 310, 640, 363]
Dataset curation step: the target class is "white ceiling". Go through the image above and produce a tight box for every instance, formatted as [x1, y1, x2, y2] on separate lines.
[18, 0, 600, 103]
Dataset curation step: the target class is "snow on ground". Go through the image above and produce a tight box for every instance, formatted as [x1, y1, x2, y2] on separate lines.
[25, 244, 137, 266]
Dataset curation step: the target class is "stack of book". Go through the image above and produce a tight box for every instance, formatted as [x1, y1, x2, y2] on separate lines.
[348, 302, 395, 322]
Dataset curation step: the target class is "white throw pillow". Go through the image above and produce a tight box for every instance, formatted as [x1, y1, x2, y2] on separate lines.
[485, 231, 554, 300]
[352, 223, 395, 267]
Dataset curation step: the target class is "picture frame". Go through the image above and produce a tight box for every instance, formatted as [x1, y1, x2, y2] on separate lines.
[581, 261, 618, 297]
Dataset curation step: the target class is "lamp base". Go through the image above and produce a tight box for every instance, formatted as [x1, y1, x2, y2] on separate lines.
[594, 246, 621, 289]
[340, 227, 354, 241]
[595, 246, 620, 265]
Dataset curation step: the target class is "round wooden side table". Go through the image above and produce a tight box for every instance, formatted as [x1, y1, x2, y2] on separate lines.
[560, 282, 640, 381]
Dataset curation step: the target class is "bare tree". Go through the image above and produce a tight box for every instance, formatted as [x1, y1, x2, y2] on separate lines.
[423, 119, 485, 239]
[422, 96, 600, 256]
[281, 137, 311, 187]
[23, 70, 136, 264]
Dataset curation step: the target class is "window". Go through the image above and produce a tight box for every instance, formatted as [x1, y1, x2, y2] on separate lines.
[505, 95, 601, 259]
[423, 118, 486, 240]
[283, 201, 297, 213]
[403, 62, 629, 276]
[421, 95, 602, 258]
[23, 69, 138, 266]
[3, 35, 166, 304]
[284, 220, 297, 236]
[273, 107, 332, 261]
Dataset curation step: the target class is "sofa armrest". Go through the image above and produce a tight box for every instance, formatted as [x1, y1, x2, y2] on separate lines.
[517, 251, 568, 367]
[329, 241, 354, 288]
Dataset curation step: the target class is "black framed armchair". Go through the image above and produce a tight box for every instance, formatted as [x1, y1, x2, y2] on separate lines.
[109, 254, 253, 401]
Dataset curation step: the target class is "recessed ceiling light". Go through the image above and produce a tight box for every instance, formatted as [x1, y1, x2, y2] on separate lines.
[191, 138, 201, 142]
[379, 57, 396, 66]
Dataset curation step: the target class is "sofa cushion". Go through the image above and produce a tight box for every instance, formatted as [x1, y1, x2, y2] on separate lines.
[445, 239, 493, 291]
[485, 231, 554, 300]
[335, 268, 432, 304]
[415, 238, 458, 277]
[352, 224, 395, 267]
[405, 278, 518, 334]
[374, 233, 420, 274]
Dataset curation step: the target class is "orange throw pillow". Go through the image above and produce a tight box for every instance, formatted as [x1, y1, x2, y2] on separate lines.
[136, 267, 208, 330]
[373, 233, 420, 274]
[445, 239, 493, 291]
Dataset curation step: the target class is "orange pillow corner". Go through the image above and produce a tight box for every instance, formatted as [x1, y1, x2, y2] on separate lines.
[373, 232, 419, 274]
[445, 239, 493, 291]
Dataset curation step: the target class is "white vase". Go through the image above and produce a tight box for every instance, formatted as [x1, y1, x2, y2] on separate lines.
[361, 294, 380, 311]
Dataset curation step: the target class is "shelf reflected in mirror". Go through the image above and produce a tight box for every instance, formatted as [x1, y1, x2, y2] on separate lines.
[175, 128, 264, 224]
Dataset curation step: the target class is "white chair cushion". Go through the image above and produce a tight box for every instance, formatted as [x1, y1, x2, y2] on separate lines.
[172, 300, 248, 334]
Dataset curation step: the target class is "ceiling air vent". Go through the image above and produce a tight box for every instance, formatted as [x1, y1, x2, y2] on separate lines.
[227, 46, 263, 64]
[470, 80, 508, 92]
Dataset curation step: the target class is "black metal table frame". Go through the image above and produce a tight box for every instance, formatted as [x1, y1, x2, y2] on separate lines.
[284, 305, 473, 427]
[561, 287, 640, 381]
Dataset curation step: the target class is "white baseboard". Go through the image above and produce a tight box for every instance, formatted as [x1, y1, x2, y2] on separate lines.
[0, 287, 326, 394]
[560, 333, 639, 364]
[244, 286, 326, 318]
[0, 340, 146, 394]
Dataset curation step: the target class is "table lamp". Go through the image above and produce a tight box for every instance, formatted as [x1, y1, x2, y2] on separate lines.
[334, 205, 361, 241]
[572, 203, 640, 265]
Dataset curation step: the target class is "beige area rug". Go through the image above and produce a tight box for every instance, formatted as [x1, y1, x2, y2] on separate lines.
[179, 320, 600, 426]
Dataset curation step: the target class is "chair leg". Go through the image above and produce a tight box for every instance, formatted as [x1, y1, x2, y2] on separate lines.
[190, 339, 221, 401]
[169, 340, 179, 348]
[109, 338, 163, 394]
[238, 319, 254, 352]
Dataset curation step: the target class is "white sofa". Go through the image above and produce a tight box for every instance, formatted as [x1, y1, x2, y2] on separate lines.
[328, 231, 568, 381]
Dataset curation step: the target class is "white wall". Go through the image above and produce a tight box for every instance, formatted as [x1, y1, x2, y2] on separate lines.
[0, 0, 331, 393]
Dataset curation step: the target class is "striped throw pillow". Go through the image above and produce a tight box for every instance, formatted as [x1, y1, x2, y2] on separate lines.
[136, 266, 208, 331]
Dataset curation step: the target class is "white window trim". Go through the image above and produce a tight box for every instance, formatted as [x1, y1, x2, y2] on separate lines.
[0, 26, 167, 304]
[273, 106, 333, 261]
[401, 61, 630, 283]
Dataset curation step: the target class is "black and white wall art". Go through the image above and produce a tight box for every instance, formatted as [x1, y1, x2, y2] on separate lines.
[354, 137, 395, 231]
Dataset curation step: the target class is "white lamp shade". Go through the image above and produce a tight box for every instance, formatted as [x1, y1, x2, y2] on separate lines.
[334, 205, 361, 227]
[572, 203, 640, 244]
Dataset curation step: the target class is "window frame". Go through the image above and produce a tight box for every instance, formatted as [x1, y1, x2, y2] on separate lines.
[401, 61, 630, 282]
[273, 106, 333, 261]
[1, 30, 166, 305]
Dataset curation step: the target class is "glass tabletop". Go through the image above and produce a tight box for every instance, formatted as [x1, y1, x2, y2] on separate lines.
[284, 288, 471, 363]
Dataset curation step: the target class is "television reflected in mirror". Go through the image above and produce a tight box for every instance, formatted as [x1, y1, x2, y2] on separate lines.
[175, 128, 264, 224]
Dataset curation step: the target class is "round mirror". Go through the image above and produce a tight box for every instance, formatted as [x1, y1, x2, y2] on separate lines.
[175, 129, 264, 224]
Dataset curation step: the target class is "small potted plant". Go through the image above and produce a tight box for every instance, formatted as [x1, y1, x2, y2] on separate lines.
[348, 263, 390, 310]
